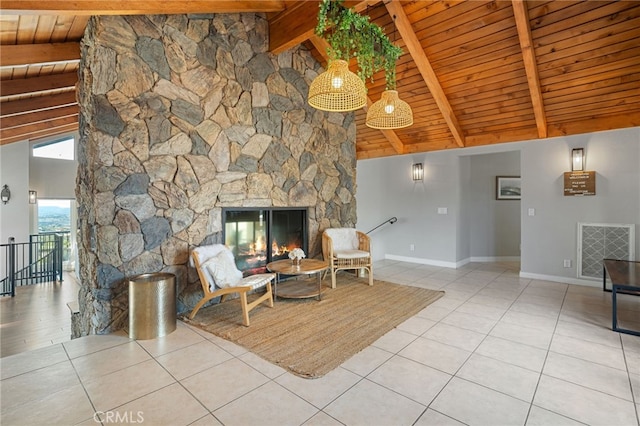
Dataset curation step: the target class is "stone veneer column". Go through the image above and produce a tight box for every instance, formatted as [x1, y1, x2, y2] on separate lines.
[74, 13, 357, 337]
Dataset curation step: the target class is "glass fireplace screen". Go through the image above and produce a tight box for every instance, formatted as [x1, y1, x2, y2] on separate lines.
[223, 208, 308, 275]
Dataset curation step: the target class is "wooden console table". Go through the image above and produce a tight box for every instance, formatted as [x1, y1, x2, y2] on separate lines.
[603, 259, 640, 336]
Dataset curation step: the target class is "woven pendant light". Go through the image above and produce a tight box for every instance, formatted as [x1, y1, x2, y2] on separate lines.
[308, 59, 367, 112]
[365, 89, 413, 129]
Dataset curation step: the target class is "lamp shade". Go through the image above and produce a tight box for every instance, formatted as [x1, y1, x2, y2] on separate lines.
[572, 148, 584, 171]
[365, 90, 413, 129]
[308, 59, 367, 112]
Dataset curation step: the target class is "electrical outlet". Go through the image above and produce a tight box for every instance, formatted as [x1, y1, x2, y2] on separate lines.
[528, 208, 535, 216]
[410, 244, 415, 251]
[563, 259, 572, 268]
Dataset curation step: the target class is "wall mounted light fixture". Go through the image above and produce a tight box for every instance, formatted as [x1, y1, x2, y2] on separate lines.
[412, 163, 424, 181]
[29, 190, 37, 204]
[572, 148, 585, 171]
[1, 185, 10, 204]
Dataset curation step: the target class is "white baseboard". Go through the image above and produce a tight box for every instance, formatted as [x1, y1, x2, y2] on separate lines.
[385, 254, 459, 268]
[469, 256, 521, 262]
[519, 271, 601, 288]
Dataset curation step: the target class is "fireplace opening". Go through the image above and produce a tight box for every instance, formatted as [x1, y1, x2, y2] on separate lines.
[223, 208, 308, 275]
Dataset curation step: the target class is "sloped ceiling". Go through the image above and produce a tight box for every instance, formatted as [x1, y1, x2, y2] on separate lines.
[1, 1, 639, 159]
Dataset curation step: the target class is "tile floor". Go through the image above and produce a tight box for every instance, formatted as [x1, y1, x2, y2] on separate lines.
[1, 260, 639, 426]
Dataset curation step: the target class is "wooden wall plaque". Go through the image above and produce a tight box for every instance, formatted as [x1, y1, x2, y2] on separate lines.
[564, 171, 596, 196]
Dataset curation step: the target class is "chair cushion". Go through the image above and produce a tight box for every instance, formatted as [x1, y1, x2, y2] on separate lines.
[334, 249, 370, 259]
[204, 250, 242, 289]
[325, 228, 359, 251]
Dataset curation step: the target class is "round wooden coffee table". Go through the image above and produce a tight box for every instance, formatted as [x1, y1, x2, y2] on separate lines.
[266, 259, 328, 300]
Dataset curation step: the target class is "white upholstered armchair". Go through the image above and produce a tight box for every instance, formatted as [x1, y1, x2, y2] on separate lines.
[322, 228, 373, 288]
[189, 244, 274, 326]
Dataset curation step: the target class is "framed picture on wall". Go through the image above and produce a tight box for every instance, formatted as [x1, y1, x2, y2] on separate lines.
[496, 176, 521, 200]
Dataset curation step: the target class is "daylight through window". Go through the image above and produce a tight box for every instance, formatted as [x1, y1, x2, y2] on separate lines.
[33, 137, 75, 160]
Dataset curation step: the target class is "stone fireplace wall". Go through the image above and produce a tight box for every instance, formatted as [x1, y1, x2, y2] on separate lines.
[75, 14, 357, 336]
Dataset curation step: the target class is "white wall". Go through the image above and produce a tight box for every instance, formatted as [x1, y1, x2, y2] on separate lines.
[520, 127, 640, 283]
[0, 142, 30, 245]
[29, 133, 78, 200]
[356, 126, 640, 285]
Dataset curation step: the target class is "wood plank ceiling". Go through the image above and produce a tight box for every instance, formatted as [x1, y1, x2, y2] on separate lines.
[1, 1, 639, 159]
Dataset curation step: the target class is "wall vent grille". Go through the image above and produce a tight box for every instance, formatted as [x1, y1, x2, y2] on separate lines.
[577, 223, 635, 280]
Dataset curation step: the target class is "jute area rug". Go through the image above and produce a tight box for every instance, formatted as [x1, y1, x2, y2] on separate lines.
[182, 274, 444, 379]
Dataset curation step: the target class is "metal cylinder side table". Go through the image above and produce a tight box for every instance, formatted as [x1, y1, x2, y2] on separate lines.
[128, 272, 176, 340]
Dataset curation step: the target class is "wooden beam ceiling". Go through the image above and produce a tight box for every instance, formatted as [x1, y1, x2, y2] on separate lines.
[0, 71, 77, 97]
[385, 0, 465, 148]
[0, 1, 286, 15]
[512, 0, 547, 138]
[0, 42, 79, 67]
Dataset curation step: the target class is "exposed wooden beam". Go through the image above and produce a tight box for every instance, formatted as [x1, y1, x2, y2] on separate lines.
[0, 72, 77, 97]
[385, 0, 465, 148]
[512, 0, 548, 139]
[0, 42, 79, 67]
[0, 1, 286, 15]
[309, 34, 404, 154]
[1, 91, 77, 117]
[0, 115, 78, 144]
[1, 104, 78, 130]
[269, 0, 380, 55]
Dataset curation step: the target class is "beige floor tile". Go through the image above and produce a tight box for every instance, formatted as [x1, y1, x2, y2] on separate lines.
[203, 333, 248, 357]
[110, 382, 209, 426]
[367, 355, 451, 406]
[156, 340, 234, 380]
[626, 349, 640, 376]
[238, 351, 287, 379]
[456, 353, 540, 402]
[556, 321, 622, 349]
[83, 359, 176, 412]
[71, 341, 151, 381]
[0, 383, 95, 426]
[421, 322, 486, 352]
[430, 377, 530, 425]
[1, 360, 79, 411]
[414, 409, 465, 426]
[62, 331, 131, 359]
[428, 295, 466, 311]
[276, 366, 361, 408]
[475, 286, 521, 301]
[189, 414, 224, 425]
[490, 321, 554, 349]
[181, 358, 269, 411]
[622, 333, 640, 353]
[399, 337, 471, 375]
[396, 316, 437, 336]
[543, 351, 634, 401]
[550, 334, 627, 371]
[499, 310, 558, 333]
[440, 311, 498, 334]
[466, 294, 514, 309]
[372, 328, 419, 353]
[416, 305, 453, 322]
[324, 379, 425, 426]
[214, 380, 318, 426]
[302, 411, 343, 426]
[510, 300, 561, 318]
[136, 322, 207, 357]
[0, 343, 68, 380]
[525, 406, 585, 425]
[533, 375, 637, 425]
[475, 335, 547, 372]
[341, 345, 394, 377]
[455, 301, 507, 321]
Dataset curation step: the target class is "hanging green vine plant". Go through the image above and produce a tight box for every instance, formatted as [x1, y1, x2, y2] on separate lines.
[315, 0, 403, 89]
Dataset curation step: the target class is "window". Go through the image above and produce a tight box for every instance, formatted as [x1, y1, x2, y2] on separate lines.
[38, 199, 71, 233]
[33, 137, 75, 160]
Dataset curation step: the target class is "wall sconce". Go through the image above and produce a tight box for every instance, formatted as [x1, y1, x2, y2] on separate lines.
[1, 185, 10, 204]
[29, 190, 37, 204]
[412, 163, 424, 181]
[572, 148, 585, 171]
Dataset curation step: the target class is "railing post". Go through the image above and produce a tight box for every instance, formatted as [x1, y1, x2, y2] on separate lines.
[8, 237, 16, 297]
[55, 234, 63, 283]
